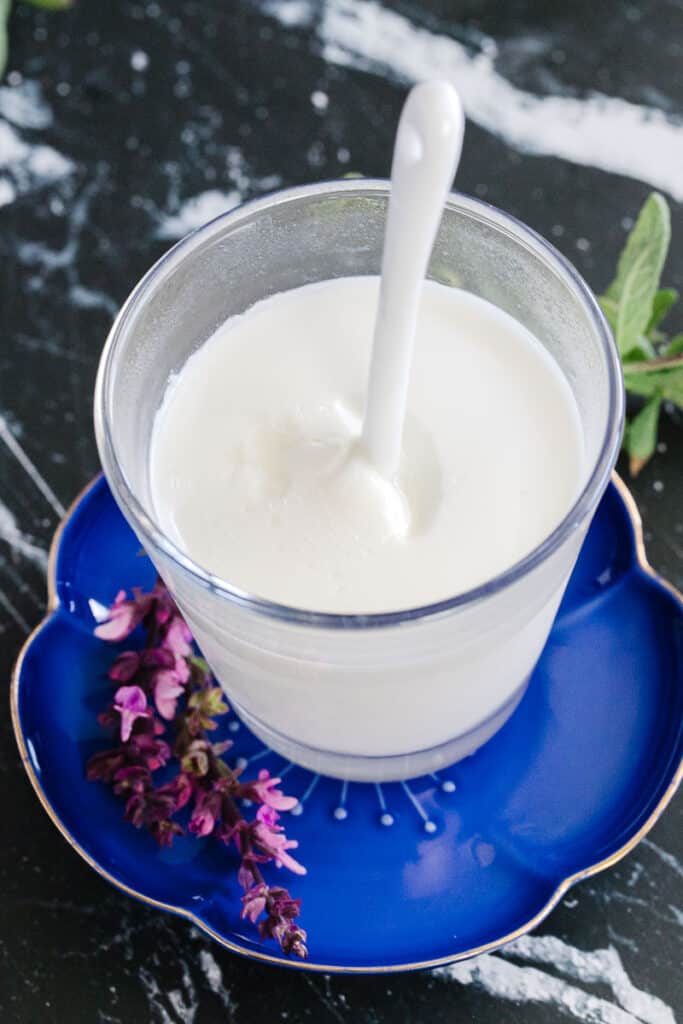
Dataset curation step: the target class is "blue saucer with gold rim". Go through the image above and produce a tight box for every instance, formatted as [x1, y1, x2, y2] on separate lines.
[11, 474, 683, 972]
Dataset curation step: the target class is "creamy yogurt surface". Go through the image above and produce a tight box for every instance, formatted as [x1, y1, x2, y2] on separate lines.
[149, 276, 584, 613]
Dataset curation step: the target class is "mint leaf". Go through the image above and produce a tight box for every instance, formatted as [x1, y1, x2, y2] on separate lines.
[0, 0, 73, 81]
[599, 193, 679, 475]
[622, 339, 655, 363]
[189, 655, 210, 673]
[616, 254, 665, 358]
[0, 0, 10, 79]
[21, 0, 73, 9]
[665, 334, 683, 357]
[598, 295, 618, 333]
[624, 366, 683, 409]
[605, 193, 670, 304]
[624, 395, 662, 476]
[646, 288, 678, 334]
[599, 294, 657, 357]
[603, 193, 671, 358]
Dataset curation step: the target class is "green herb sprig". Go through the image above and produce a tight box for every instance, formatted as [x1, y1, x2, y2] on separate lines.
[598, 192, 682, 475]
[0, 0, 72, 79]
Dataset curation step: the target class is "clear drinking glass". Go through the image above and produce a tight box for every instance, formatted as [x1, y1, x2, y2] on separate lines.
[94, 182, 623, 782]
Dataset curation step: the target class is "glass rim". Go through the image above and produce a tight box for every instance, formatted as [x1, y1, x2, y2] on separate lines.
[94, 180, 624, 630]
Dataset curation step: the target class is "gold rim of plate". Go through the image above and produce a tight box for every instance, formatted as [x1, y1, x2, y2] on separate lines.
[9, 472, 683, 973]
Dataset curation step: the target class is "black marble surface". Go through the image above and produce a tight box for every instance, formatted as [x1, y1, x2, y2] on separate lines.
[0, 1, 681, 1021]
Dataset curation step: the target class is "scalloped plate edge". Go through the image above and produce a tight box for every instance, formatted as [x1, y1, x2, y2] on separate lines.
[10, 472, 683, 974]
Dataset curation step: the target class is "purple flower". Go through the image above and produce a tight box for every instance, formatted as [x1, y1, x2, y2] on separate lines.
[156, 774, 194, 813]
[237, 861, 255, 892]
[238, 770, 298, 811]
[153, 669, 185, 720]
[257, 885, 307, 958]
[88, 576, 307, 957]
[180, 738, 211, 777]
[275, 922, 308, 959]
[125, 785, 182, 830]
[253, 806, 306, 875]
[240, 880, 307, 959]
[112, 764, 150, 795]
[255, 804, 279, 828]
[164, 616, 193, 657]
[108, 650, 141, 682]
[95, 589, 152, 642]
[142, 647, 176, 670]
[86, 747, 127, 783]
[173, 653, 191, 684]
[267, 886, 303, 921]
[113, 685, 149, 741]
[151, 581, 177, 626]
[216, 817, 250, 853]
[150, 819, 185, 848]
[189, 808, 215, 836]
[241, 883, 268, 923]
[188, 789, 222, 837]
[172, 773, 194, 810]
[129, 732, 171, 772]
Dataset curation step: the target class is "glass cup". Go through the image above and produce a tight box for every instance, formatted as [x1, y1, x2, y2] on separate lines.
[94, 182, 623, 782]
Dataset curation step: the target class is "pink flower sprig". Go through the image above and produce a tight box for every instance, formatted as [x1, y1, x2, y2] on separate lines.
[86, 580, 307, 959]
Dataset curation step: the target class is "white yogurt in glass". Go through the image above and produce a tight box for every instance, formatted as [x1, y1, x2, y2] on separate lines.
[150, 276, 584, 615]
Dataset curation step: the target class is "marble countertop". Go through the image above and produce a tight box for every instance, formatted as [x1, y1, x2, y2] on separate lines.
[0, 1, 681, 1021]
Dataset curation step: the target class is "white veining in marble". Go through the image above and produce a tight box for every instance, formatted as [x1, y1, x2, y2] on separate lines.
[437, 934, 676, 1024]
[198, 950, 235, 1012]
[268, 0, 315, 26]
[643, 839, 683, 879]
[157, 145, 282, 240]
[0, 499, 48, 571]
[263, 0, 683, 201]
[0, 586, 31, 633]
[68, 284, 119, 318]
[138, 968, 175, 1024]
[0, 413, 65, 518]
[166, 959, 198, 1024]
[502, 935, 675, 1023]
[0, 81, 73, 208]
[0, 80, 52, 129]
[156, 188, 242, 238]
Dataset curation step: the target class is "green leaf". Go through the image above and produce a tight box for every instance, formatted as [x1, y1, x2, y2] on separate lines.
[204, 687, 229, 716]
[617, 258, 666, 358]
[624, 366, 683, 409]
[605, 193, 670, 303]
[598, 295, 618, 332]
[622, 339, 655, 363]
[665, 333, 683, 357]
[0, 0, 11, 80]
[21, 0, 73, 9]
[598, 297, 655, 358]
[189, 655, 210, 674]
[646, 287, 678, 334]
[603, 193, 671, 358]
[598, 194, 679, 471]
[624, 395, 662, 476]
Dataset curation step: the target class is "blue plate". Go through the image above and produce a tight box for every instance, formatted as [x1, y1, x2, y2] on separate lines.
[11, 475, 683, 973]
